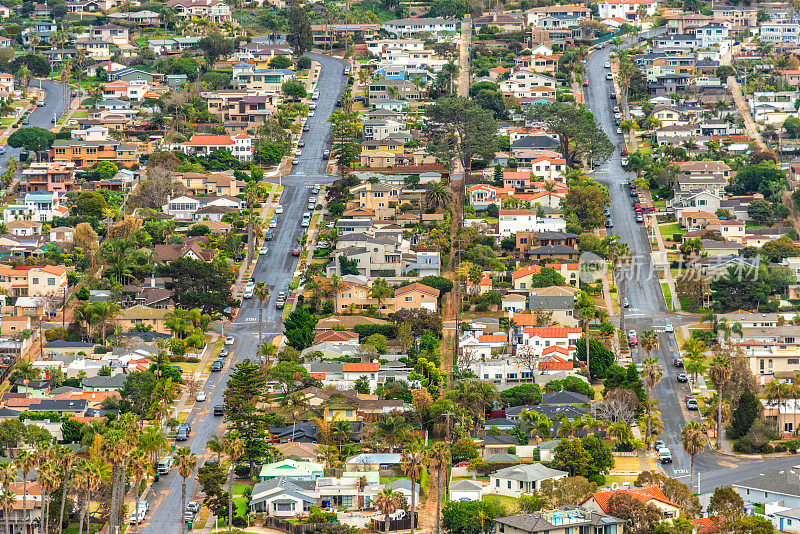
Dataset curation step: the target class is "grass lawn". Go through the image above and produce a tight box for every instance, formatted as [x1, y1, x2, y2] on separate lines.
[63, 524, 103, 534]
[135, 37, 149, 46]
[73, 109, 88, 119]
[483, 494, 520, 514]
[176, 361, 199, 374]
[1, 118, 13, 126]
[662, 282, 674, 311]
[604, 474, 638, 487]
[653, 200, 666, 208]
[659, 223, 681, 237]
[232, 482, 252, 496]
[380, 476, 406, 484]
[611, 456, 644, 472]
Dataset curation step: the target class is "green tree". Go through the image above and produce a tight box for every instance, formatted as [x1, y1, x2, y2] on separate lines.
[761, 237, 800, 263]
[89, 161, 118, 182]
[287, 6, 312, 55]
[527, 101, 614, 166]
[551, 437, 593, 477]
[562, 181, 610, 231]
[580, 435, 614, 475]
[269, 56, 292, 69]
[161, 258, 237, 316]
[728, 162, 786, 198]
[574, 339, 615, 380]
[281, 79, 307, 100]
[223, 359, 268, 477]
[442, 501, 504, 534]
[708, 486, 745, 524]
[424, 96, 497, 175]
[75, 191, 108, 218]
[198, 33, 234, 68]
[8, 127, 55, 160]
[747, 198, 774, 224]
[427, 0, 466, 18]
[730, 389, 760, 438]
[284, 307, 317, 350]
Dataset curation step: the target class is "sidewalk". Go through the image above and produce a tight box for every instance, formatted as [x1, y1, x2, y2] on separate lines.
[643, 188, 680, 312]
[728, 75, 765, 149]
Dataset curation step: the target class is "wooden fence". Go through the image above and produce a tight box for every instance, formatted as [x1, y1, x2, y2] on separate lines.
[262, 516, 330, 534]
[371, 513, 418, 532]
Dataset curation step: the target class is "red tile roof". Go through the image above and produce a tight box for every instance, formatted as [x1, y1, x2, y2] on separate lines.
[692, 518, 720, 534]
[512, 265, 542, 280]
[395, 283, 440, 297]
[511, 313, 536, 326]
[478, 334, 507, 343]
[581, 486, 682, 513]
[524, 326, 582, 338]
[314, 330, 360, 344]
[184, 135, 235, 146]
[342, 362, 380, 373]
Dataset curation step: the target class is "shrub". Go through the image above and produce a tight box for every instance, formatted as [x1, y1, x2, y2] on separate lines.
[234, 464, 250, 478]
[774, 442, 788, 452]
[353, 324, 397, 339]
[232, 517, 247, 528]
[587, 473, 606, 486]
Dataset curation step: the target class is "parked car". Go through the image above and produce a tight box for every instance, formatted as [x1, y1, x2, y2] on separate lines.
[211, 360, 223, 372]
[605, 218, 613, 228]
[129, 508, 146, 524]
[654, 440, 665, 451]
[676, 373, 688, 383]
[658, 448, 672, 463]
[213, 405, 224, 416]
[292, 247, 302, 256]
[196, 391, 206, 402]
[621, 148, 628, 156]
[157, 456, 173, 474]
[243, 288, 253, 299]
[275, 205, 284, 214]
[627, 330, 637, 346]
[298, 140, 305, 147]
[674, 358, 684, 368]
[269, 218, 278, 228]
[224, 336, 235, 345]
[606, 72, 613, 80]
[622, 297, 629, 307]
[265, 230, 274, 241]
[219, 347, 228, 357]
[187, 502, 201, 513]
[686, 398, 699, 410]
[322, 150, 330, 159]
[582, 81, 589, 87]
[259, 246, 269, 255]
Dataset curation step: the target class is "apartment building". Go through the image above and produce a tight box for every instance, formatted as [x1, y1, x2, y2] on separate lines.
[20, 162, 75, 193]
[164, 0, 231, 22]
[0, 265, 68, 297]
[231, 63, 294, 92]
[381, 18, 458, 38]
[50, 139, 138, 168]
[182, 134, 252, 162]
[367, 79, 424, 107]
[310, 24, 381, 46]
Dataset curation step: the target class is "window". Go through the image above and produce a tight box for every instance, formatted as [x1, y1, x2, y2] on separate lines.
[495, 479, 499, 487]
[507, 481, 511, 489]
[48, 278, 55, 286]
[405, 296, 412, 302]
[346, 410, 353, 417]
[32, 278, 38, 285]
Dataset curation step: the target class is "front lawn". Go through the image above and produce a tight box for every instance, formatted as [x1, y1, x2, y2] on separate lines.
[659, 223, 681, 237]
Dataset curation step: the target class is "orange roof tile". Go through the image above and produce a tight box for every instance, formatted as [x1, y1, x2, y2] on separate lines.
[478, 334, 507, 343]
[314, 330, 360, 344]
[512, 265, 542, 280]
[512, 313, 536, 326]
[538, 359, 573, 371]
[692, 518, 719, 534]
[184, 135, 235, 146]
[581, 486, 681, 513]
[342, 362, 380, 373]
[524, 326, 582, 338]
[395, 283, 440, 297]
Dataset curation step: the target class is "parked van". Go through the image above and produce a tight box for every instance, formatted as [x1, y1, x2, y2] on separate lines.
[157, 456, 173, 474]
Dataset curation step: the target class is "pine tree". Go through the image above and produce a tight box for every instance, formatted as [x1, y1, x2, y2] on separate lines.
[223, 359, 268, 477]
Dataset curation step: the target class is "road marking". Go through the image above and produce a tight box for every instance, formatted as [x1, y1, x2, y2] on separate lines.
[673, 469, 688, 474]
[244, 317, 256, 322]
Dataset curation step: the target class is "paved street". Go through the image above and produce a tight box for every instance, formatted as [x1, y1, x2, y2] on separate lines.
[581, 36, 800, 490]
[0, 79, 66, 169]
[138, 52, 348, 534]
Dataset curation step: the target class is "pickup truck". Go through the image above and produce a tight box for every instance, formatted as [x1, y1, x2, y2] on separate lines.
[658, 448, 672, 464]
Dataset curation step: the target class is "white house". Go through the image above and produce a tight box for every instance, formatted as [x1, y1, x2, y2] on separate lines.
[520, 326, 582, 355]
[381, 18, 458, 38]
[489, 464, 568, 498]
[760, 22, 800, 43]
[468, 184, 511, 210]
[734, 469, 800, 509]
[182, 134, 253, 162]
[449, 479, 485, 502]
[694, 23, 729, 47]
[499, 70, 557, 99]
[597, 0, 656, 21]
[498, 210, 567, 236]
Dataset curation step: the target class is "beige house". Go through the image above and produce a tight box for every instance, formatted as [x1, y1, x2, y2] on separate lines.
[115, 304, 172, 333]
[706, 218, 746, 242]
[332, 280, 439, 313]
[0, 265, 68, 298]
[580, 486, 682, 518]
[348, 182, 401, 221]
[394, 283, 439, 312]
[173, 172, 247, 196]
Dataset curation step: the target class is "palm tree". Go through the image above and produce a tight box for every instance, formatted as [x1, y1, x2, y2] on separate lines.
[577, 305, 595, 378]
[708, 355, 732, 449]
[371, 415, 412, 452]
[400, 441, 426, 533]
[174, 447, 197, 534]
[57, 447, 77, 534]
[0, 489, 15, 534]
[255, 282, 270, 343]
[74, 457, 108, 534]
[765, 380, 788, 434]
[606, 421, 633, 446]
[606, 238, 632, 335]
[369, 278, 393, 311]
[428, 442, 451, 534]
[374, 488, 404, 534]
[14, 450, 35, 531]
[681, 421, 707, 494]
[282, 392, 310, 442]
[424, 181, 452, 210]
[0, 463, 14, 533]
[639, 357, 663, 450]
[520, 410, 551, 443]
[127, 449, 151, 530]
[206, 434, 223, 464]
[40, 461, 61, 534]
[222, 433, 244, 532]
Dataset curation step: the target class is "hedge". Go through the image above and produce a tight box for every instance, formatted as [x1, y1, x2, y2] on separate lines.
[353, 324, 398, 340]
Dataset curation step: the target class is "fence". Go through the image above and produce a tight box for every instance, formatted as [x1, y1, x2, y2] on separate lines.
[262, 516, 330, 534]
[371, 514, 418, 532]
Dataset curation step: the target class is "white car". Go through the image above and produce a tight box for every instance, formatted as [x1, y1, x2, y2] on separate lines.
[196, 391, 206, 402]
[295, 149, 302, 156]
[269, 218, 278, 228]
[308, 110, 315, 117]
[129, 509, 146, 524]
[606, 73, 613, 80]
[665, 323, 674, 332]
[604, 61, 611, 68]
[225, 336, 235, 345]
[301, 219, 310, 227]
[309, 103, 317, 110]
[308, 202, 315, 210]
[616, 127, 622, 134]
[275, 205, 284, 214]
[259, 246, 269, 255]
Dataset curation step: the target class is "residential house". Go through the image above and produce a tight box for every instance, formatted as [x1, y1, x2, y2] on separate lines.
[89, 24, 129, 45]
[348, 182, 401, 220]
[231, 63, 294, 92]
[248, 477, 316, 517]
[499, 71, 557, 99]
[115, 305, 170, 334]
[498, 210, 567, 237]
[515, 232, 577, 259]
[493, 508, 625, 534]
[20, 162, 75, 193]
[182, 134, 253, 162]
[50, 138, 138, 168]
[528, 296, 577, 327]
[598, 0, 656, 21]
[367, 79, 424, 107]
[258, 460, 324, 482]
[173, 172, 247, 196]
[474, 12, 524, 32]
[734, 469, 800, 509]
[164, 0, 232, 22]
[489, 464, 568, 497]
[468, 184, 513, 210]
[310, 24, 381, 46]
[581, 486, 682, 518]
[381, 18, 458, 38]
[519, 327, 582, 355]
[0, 265, 67, 298]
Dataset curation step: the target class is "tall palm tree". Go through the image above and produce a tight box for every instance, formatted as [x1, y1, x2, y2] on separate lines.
[206, 434, 223, 464]
[424, 181, 452, 210]
[127, 449, 151, 530]
[605, 238, 632, 335]
[174, 447, 197, 534]
[0, 489, 15, 534]
[639, 357, 663, 450]
[254, 282, 270, 344]
[222, 433, 244, 532]
[40, 461, 61, 534]
[708, 355, 732, 449]
[368, 278, 393, 312]
[374, 488, 404, 534]
[765, 380, 788, 434]
[577, 305, 595, 378]
[75, 457, 108, 534]
[428, 442, 451, 534]
[57, 447, 76, 534]
[400, 441, 426, 533]
[681, 421, 707, 494]
[371, 415, 412, 452]
[520, 410, 551, 443]
[14, 450, 35, 532]
[282, 392, 310, 442]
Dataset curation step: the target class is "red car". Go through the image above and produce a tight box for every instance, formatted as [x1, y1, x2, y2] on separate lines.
[582, 81, 589, 87]
[620, 149, 628, 156]
[291, 248, 301, 256]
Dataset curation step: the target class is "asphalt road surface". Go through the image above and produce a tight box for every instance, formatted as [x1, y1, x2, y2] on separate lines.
[582, 34, 800, 493]
[138, 53, 349, 534]
[0, 79, 66, 170]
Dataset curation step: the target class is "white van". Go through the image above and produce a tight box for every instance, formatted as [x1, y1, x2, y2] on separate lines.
[157, 456, 173, 475]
